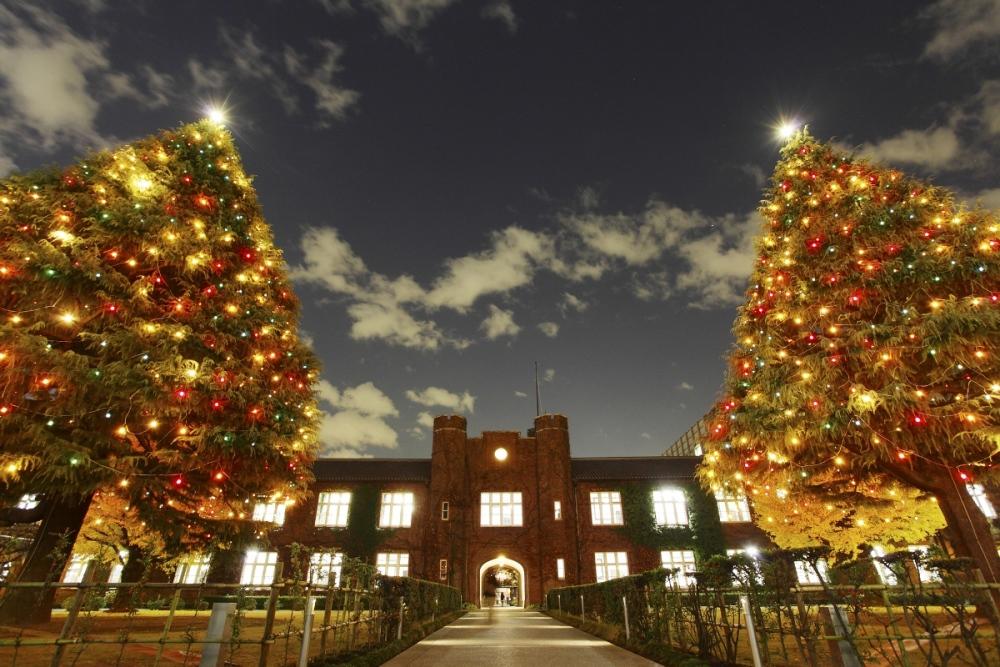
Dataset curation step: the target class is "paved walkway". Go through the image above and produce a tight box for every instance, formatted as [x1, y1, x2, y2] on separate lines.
[383, 608, 661, 666]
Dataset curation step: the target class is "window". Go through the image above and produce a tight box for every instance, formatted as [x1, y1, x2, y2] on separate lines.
[439, 559, 448, 580]
[715, 490, 752, 523]
[16, 494, 40, 510]
[107, 550, 129, 584]
[174, 554, 212, 584]
[968, 484, 997, 519]
[556, 558, 566, 580]
[870, 546, 900, 584]
[315, 491, 351, 527]
[376, 552, 409, 577]
[908, 545, 939, 583]
[794, 559, 829, 586]
[660, 550, 697, 588]
[441, 501, 449, 521]
[241, 550, 279, 586]
[595, 552, 629, 582]
[252, 501, 286, 526]
[480, 492, 523, 527]
[63, 554, 92, 583]
[379, 492, 415, 528]
[590, 491, 623, 526]
[309, 551, 343, 586]
[652, 488, 689, 526]
[727, 548, 762, 583]
[554, 500, 562, 520]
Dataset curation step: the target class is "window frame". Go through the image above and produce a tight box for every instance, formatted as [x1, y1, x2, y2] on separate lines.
[376, 551, 410, 577]
[556, 557, 566, 580]
[441, 501, 450, 521]
[554, 500, 562, 520]
[173, 554, 212, 584]
[240, 549, 279, 586]
[309, 551, 344, 586]
[378, 491, 415, 528]
[714, 490, 752, 523]
[660, 550, 697, 588]
[589, 491, 624, 526]
[315, 491, 352, 527]
[652, 488, 689, 527]
[480, 491, 524, 527]
[594, 551, 629, 583]
[252, 501, 286, 526]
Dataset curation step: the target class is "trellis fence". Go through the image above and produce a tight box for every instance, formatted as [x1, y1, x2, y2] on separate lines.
[0, 556, 461, 666]
[546, 549, 1000, 667]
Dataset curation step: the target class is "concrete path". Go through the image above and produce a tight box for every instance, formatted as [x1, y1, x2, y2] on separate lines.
[383, 608, 661, 666]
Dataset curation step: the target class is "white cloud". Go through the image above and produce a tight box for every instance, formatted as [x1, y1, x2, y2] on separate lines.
[676, 381, 694, 391]
[543, 368, 555, 383]
[425, 227, 555, 311]
[922, 0, 1000, 59]
[858, 126, 962, 170]
[674, 213, 759, 309]
[406, 386, 476, 413]
[481, 304, 520, 339]
[971, 187, 1000, 208]
[641, 432, 652, 440]
[538, 321, 559, 337]
[284, 39, 360, 122]
[315, 379, 399, 457]
[562, 200, 699, 265]
[188, 59, 227, 90]
[407, 426, 426, 440]
[416, 411, 435, 428]
[482, 0, 518, 33]
[514, 390, 528, 398]
[0, 5, 110, 150]
[559, 292, 588, 315]
[363, 0, 458, 44]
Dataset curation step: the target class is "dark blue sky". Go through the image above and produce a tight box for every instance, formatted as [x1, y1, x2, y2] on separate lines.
[1, 0, 998, 457]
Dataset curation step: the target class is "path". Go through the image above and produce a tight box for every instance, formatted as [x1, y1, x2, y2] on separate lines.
[383, 608, 661, 666]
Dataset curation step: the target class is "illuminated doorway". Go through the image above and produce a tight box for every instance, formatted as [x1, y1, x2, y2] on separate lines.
[478, 557, 525, 608]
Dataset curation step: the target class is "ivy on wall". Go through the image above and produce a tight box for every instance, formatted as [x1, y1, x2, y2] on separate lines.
[339, 484, 395, 560]
[617, 481, 726, 563]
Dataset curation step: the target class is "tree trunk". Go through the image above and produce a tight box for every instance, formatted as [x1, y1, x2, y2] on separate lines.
[935, 482, 1000, 579]
[108, 544, 151, 612]
[206, 546, 244, 584]
[0, 494, 93, 626]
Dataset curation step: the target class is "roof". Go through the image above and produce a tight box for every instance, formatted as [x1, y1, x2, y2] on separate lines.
[312, 458, 432, 482]
[310, 455, 700, 483]
[571, 456, 700, 481]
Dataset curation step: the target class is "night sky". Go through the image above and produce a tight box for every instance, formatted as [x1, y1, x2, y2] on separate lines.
[2, 1, 998, 458]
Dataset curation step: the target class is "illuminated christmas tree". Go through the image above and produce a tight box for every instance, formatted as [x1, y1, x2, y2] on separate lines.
[0, 119, 319, 622]
[699, 129, 1000, 581]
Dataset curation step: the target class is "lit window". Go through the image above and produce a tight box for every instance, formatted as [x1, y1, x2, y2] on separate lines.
[480, 492, 524, 527]
[652, 488, 689, 526]
[379, 492, 415, 528]
[439, 559, 448, 580]
[107, 550, 130, 584]
[63, 554, 92, 583]
[252, 501, 286, 526]
[16, 494, 40, 510]
[727, 547, 762, 583]
[556, 558, 566, 580]
[590, 491, 624, 526]
[660, 550, 697, 587]
[908, 545, 939, 583]
[870, 546, 899, 584]
[595, 551, 629, 582]
[309, 551, 343, 586]
[174, 554, 212, 584]
[715, 490, 752, 522]
[441, 501, 449, 521]
[315, 491, 351, 527]
[967, 484, 997, 519]
[554, 500, 562, 520]
[241, 550, 278, 586]
[376, 552, 409, 577]
[794, 559, 829, 586]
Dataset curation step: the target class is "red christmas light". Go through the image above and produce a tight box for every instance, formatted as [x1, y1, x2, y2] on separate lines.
[805, 235, 826, 254]
[847, 289, 864, 308]
[174, 388, 190, 400]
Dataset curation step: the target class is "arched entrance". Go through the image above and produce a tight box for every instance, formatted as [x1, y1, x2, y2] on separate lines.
[478, 557, 525, 608]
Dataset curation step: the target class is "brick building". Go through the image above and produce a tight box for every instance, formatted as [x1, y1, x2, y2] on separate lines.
[266, 413, 770, 607]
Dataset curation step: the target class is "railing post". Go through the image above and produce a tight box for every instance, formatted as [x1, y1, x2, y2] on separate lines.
[257, 562, 284, 667]
[50, 561, 96, 667]
[580, 594, 585, 621]
[739, 594, 764, 667]
[622, 595, 630, 642]
[557, 594, 561, 613]
[820, 605, 862, 667]
[319, 577, 335, 656]
[199, 602, 237, 667]
[297, 596, 317, 667]
[880, 584, 913, 667]
[397, 597, 405, 640]
[153, 587, 184, 667]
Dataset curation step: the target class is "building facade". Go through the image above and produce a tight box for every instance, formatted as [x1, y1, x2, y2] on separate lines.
[267, 413, 770, 606]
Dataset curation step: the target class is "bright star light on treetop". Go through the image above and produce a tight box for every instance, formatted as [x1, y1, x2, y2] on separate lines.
[205, 105, 227, 126]
[774, 118, 801, 141]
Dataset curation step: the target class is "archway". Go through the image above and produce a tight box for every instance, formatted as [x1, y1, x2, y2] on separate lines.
[478, 557, 526, 608]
